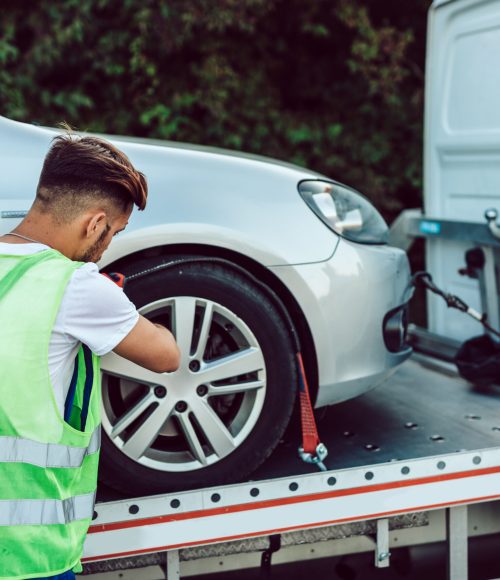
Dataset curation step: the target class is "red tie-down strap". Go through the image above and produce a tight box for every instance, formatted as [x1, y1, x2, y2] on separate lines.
[296, 352, 328, 471]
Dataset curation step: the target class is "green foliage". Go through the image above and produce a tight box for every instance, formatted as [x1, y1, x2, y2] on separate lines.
[0, 0, 431, 220]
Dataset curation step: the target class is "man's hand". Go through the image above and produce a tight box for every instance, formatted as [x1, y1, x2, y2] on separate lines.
[113, 315, 180, 373]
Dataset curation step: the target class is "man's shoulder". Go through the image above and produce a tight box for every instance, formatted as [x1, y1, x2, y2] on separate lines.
[72, 261, 99, 276]
[61, 263, 139, 356]
[68, 262, 125, 297]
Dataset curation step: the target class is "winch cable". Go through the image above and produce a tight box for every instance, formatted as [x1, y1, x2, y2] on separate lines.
[105, 257, 328, 471]
[412, 271, 500, 338]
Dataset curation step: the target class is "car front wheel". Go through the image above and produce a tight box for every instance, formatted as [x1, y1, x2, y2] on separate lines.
[99, 261, 297, 494]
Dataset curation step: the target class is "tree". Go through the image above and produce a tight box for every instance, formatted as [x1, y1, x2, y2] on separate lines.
[0, 0, 432, 219]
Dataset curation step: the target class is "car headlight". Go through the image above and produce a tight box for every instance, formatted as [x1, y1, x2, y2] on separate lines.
[298, 179, 389, 244]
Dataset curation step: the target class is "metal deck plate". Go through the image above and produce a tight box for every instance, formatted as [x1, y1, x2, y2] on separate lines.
[97, 355, 500, 502]
[253, 355, 500, 480]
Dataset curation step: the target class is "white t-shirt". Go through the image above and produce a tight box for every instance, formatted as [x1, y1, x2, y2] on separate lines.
[0, 242, 139, 415]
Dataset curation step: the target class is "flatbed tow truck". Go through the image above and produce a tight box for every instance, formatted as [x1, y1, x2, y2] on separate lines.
[80, 213, 500, 580]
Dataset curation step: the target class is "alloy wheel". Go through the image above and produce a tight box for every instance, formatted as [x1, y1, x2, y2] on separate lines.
[101, 296, 267, 472]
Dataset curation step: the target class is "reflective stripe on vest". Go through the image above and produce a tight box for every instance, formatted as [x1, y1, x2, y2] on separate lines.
[0, 491, 96, 526]
[0, 426, 100, 468]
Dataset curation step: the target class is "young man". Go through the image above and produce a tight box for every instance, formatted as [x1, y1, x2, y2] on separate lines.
[0, 132, 180, 579]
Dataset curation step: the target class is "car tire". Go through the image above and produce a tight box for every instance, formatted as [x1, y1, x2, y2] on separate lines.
[99, 260, 298, 495]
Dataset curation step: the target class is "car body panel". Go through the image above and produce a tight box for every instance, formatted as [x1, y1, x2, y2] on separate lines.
[270, 239, 412, 407]
[0, 116, 338, 266]
[98, 221, 340, 270]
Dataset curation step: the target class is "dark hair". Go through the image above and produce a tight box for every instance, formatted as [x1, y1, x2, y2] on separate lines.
[35, 132, 148, 221]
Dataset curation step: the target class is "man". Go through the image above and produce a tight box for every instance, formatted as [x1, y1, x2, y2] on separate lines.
[0, 132, 180, 579]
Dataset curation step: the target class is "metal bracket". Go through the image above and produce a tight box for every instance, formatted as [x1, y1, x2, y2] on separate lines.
[485, 208, 500, 240]
[447, 506, 468, 580]
[166, 549, 181, 579]
[388, 209, 500, 249]
[298, 442, 328, 471]
[374, 518, 390, 568]
[477, 246, 500, 339]
[260, 534, 281, 577]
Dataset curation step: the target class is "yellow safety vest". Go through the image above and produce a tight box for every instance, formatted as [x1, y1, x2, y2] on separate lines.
[0, 249, 101, 579]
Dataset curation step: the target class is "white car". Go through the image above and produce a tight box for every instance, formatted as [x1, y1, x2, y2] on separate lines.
[0, 117, 412, 494]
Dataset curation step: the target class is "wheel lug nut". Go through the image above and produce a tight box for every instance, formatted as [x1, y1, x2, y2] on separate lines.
[154, 386, 167, 399]
[175, 401, 188, 413]
[197, 385, 208, 397]
[189, 360, 201, 372]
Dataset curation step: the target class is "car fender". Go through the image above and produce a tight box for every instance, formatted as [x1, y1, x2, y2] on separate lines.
[99, 222, 340, 268]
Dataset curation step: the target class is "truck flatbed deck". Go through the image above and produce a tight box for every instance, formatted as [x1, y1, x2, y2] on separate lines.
[84, 350, 500, 579]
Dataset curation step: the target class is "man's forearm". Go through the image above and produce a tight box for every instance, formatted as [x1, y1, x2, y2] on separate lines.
[153, 323, 181, 369]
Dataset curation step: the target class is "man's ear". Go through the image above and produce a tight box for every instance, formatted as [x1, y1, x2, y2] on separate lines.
[85, 211, 107, 239]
